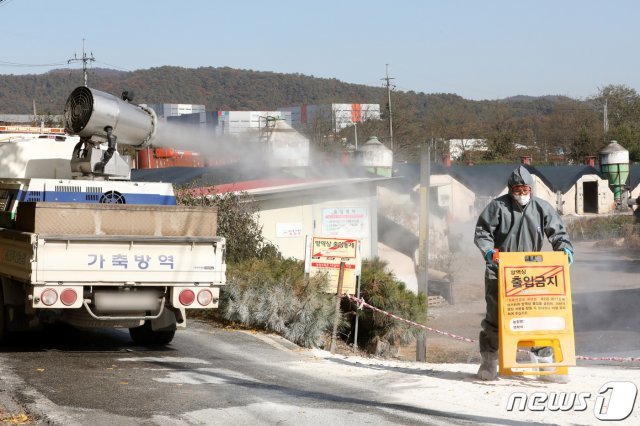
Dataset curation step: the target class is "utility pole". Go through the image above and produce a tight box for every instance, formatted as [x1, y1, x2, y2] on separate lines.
[603, 98, 609, 139]
[354, 121, 358, 150]
[68, 39, 95, 87]
[416, 140, 431, 362]
[382, 64, 395, 153]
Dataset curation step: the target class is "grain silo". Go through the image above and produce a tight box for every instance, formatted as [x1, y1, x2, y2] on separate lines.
[599, 140, 629, 207]
[356, 136, 393, 177]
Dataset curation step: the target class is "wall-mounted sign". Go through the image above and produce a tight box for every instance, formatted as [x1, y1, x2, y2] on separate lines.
[321, 207, 368, 238]
[276, 222, 303, 238]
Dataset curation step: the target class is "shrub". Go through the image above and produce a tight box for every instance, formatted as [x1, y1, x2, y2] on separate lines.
[223, 258, 335, 348]
[175, 184, 279, 264]
[354, 257, 427, 356]
[566, 215, 634, 241]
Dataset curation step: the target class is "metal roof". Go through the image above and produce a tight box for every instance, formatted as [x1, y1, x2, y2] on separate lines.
[131, 163, 390, 195]
[395, 162, 606, 195]
[630, 164, 640, 189]
[532, 165, 604, 193]
[131, 164, 293, 187]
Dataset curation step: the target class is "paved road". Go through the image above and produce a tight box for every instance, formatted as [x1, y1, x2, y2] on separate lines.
[567, 242, 640, 358]
[0, 322, 518, 426]
[1, 242, 637, 425]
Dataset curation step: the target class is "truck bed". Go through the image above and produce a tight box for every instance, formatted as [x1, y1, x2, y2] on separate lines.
[15, 202, 217, 237]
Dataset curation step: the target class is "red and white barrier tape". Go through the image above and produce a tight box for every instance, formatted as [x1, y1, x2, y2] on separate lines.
[346, 294, 640, 363]
[347, 294, 476, 344]
[575, 354, 640, 362]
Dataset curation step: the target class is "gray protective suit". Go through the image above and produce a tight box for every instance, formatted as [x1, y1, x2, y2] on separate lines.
[474, 166, 574, 353]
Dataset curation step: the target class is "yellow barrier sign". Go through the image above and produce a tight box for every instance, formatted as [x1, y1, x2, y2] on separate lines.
[310, 259, 358, 294]
[309, 237, 360, 294]
[311, 237, 358, 258]
[498, 251, 576, 376]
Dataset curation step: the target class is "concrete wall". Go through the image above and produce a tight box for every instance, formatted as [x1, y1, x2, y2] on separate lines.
[531, 175, 556, 208]
[631, 182, 640, 200]
[430, 174, 477, 222]
[257, 203, 311, 260]
[563, 175, 615, 215]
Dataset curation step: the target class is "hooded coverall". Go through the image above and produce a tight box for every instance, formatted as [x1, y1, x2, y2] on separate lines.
[474, 166, 574, 353]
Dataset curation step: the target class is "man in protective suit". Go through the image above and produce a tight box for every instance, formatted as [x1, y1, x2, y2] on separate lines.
[474, 165, 574, 381]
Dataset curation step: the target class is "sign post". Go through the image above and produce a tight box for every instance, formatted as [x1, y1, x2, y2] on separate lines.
[330, 261, 346, 354]
[308, 236, 361, 352]
[498, 251, 576, 376]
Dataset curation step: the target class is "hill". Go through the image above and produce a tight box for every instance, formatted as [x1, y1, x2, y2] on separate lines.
[1, 67, 636, 163]
[0, 66, 388, 114]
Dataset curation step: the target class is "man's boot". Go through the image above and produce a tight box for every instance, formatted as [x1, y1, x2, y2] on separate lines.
[477, 351, 498, 380]
[530, 347, 569, 384]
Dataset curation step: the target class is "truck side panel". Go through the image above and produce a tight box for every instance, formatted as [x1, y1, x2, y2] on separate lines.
[0, 229, 36, 281]
[35, 236, 225, 284]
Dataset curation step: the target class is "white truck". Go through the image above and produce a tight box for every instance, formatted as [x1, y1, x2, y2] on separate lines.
[0, 87, 226, 345]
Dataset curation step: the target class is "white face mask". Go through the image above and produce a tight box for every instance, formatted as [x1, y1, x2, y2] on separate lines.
[513, 194, 530, 206]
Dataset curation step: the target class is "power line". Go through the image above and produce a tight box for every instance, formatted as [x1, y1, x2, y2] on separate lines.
[94, 60, 132, 72]
[0, 60, 68, 67]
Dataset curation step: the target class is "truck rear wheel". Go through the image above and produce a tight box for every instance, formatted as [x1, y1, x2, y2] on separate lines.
[129, 321, 175, 346]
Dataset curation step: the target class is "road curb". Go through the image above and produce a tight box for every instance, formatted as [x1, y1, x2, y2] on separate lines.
[237, 330, 301, 352]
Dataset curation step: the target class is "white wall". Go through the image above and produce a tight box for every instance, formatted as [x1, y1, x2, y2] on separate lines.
[564, 175, 615, 215]
[429, 174, 477, 222]
[257, 204, 311, 259]
[255, 186, 377, 260]
[532, 175, 556, 208]
[630, 182, 640, 200]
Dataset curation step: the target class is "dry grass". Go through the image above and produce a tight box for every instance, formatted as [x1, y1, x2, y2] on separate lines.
[0, 413, 32, 425]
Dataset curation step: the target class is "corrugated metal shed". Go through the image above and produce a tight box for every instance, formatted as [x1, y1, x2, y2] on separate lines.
[396, 163, 607, 196]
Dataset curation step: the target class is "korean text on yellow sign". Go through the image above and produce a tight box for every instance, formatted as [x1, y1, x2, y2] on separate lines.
[498, 251, 575, 375]
[310, 237, 359, 294]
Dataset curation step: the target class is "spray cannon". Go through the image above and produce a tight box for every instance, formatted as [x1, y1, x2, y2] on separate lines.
[64, 86, 158, 178]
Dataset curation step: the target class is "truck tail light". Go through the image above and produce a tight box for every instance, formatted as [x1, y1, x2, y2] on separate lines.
[60, 289, 78, 306]
[41, 289, 58, 306]
[178, 289, 195, 306]
[197, 289, 213, 306]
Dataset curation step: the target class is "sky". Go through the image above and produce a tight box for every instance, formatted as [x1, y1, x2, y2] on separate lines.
[1, 0, 638, 101]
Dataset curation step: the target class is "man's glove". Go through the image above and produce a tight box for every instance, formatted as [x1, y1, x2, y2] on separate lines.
[484, 249, 497, 265]
[562, 248, 574, 266]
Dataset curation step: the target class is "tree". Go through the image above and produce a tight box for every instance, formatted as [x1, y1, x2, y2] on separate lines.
[591, 84, 640, 161]
[174, 185, 279, 264]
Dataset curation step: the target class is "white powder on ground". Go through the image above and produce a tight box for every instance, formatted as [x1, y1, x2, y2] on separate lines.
[295, 349, 640, 425]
